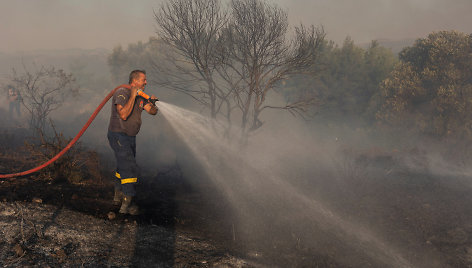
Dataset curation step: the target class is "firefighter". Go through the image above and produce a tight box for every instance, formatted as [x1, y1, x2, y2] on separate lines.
[107, 70, 158, 215]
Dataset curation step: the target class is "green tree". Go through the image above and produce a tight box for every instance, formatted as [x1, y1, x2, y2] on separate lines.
[108, 37, 165, 84]
[363, 40, 399, 121]
[377, 30, 472, 139]
[282, 37, 397, 125]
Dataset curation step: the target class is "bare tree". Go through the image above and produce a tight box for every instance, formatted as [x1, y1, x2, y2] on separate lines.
[154, 0, 325, 142]
[153, 0, 232, 120]
[12, 64, 78, 133]
[225, 0, 324, 139]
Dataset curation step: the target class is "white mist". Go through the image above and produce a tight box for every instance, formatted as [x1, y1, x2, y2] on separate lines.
[158, 101, 414, 267]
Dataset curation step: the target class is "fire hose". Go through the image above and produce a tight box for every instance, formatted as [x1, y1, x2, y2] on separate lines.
[0, 85, 158, 179]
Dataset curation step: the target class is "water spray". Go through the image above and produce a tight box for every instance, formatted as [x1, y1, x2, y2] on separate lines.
[0, 85, 159, 179]
[158, 102, 415, 268]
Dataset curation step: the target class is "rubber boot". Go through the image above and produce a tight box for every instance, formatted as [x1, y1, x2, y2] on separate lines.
[113, 188, 123, 206]
[119, 195, 140, 215]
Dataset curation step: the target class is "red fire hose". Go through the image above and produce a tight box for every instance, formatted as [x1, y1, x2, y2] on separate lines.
[0, 84, 130, 179]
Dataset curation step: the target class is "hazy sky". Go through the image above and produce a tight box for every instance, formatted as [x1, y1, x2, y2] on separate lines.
[1, 0, 471, 52]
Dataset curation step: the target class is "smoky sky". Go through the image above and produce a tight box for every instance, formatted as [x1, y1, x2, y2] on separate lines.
[1, 0, 471, 52]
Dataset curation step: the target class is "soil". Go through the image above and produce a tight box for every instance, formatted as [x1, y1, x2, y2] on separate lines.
[2, 128, 472, 267]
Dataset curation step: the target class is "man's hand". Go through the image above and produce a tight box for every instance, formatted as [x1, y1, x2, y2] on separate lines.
[144, 96, 158, 115]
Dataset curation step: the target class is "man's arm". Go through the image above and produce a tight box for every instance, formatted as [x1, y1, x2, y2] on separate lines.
[116, 87, 138, 120]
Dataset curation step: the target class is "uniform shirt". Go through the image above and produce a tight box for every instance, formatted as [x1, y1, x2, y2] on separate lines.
[108, 87, 148, 136]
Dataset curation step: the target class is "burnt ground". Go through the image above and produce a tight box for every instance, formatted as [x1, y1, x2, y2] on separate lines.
[1, 127, 472, 267]
[0, 162, 261, 268]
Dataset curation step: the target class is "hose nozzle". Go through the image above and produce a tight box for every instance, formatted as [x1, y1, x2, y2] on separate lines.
[137, 89, 159, 105]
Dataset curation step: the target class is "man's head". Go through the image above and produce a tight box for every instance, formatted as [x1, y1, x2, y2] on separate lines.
[129, 70, 147, 89]
[7, 85, 15, 93]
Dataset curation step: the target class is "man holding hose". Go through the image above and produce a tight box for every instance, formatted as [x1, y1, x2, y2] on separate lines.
[107, 70, 158, 215]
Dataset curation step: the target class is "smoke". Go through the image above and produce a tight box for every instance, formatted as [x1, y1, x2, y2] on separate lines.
[130, 79, 472, 267]
[155, 101, 435, 267]
[1, 0, 471, 52]
[1, 53, 470, 266]
[275, 0, 472, 44]
[0, 0, 158, 52]
[15, 73, 465, 267]
[1, 1, 471, 265]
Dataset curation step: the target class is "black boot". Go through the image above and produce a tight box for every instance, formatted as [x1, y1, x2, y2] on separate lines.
[119, 195, 139, 215]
